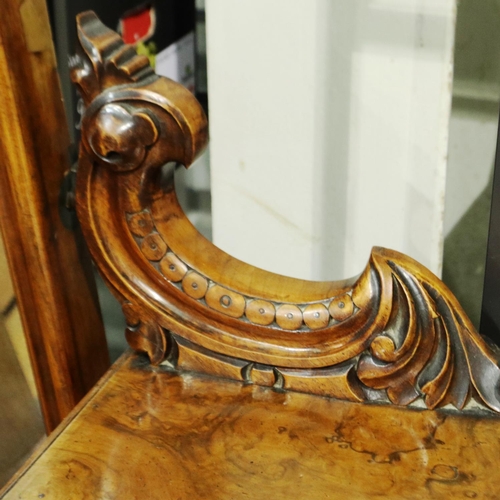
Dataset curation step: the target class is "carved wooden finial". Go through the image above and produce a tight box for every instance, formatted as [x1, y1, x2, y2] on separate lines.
[74, 13, 500, 415]
[70, 11, 155, 105]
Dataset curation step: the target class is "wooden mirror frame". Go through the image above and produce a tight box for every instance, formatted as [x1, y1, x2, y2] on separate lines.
[72, 12, 500, 414]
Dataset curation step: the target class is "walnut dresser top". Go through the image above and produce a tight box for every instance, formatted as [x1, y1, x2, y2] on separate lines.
[2, 351, 500, 500]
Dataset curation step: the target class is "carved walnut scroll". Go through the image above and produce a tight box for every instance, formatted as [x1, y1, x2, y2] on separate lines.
[71, 12, 500, 414]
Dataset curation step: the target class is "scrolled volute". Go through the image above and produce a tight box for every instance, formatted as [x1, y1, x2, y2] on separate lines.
[85, 103, 158, 171]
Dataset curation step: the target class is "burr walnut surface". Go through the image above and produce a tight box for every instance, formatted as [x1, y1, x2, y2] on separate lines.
[2, 352, 500, 500]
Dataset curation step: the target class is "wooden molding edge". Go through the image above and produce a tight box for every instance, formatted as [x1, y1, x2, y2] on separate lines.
[72, 12, 500, 414]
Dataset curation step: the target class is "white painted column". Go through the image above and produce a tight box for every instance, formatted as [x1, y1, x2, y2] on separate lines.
[206, 0, 457, 281]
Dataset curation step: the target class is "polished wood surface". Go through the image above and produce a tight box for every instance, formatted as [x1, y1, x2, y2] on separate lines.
[73, 12, 500, 414]
[2, 351, 500, 499]
[0, 1, 109, 431]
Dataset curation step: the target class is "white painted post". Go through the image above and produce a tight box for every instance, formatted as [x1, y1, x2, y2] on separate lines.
[206, 0, 457, 280]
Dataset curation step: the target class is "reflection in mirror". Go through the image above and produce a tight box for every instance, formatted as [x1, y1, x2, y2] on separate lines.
[442, 0, 500, 335]
[0, 236, 45, 488]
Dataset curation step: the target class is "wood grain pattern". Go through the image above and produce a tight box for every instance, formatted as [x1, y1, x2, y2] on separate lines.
[0, 1, 109, 432]
[72, 12, 500, 414]
[2, 352, 500, 499]
[0, 236, 15, 314]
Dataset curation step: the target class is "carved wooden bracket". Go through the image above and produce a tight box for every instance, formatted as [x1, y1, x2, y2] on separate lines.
[72, 12, 500, 414]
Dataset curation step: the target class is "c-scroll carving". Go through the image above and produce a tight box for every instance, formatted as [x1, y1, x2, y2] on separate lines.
[72, 12, 500, 415]
[87, 104, 158, 171]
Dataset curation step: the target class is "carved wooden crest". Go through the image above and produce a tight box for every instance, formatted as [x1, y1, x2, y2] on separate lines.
[72, 12, 500, 414]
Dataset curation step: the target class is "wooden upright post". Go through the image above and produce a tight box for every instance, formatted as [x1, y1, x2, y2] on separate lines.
[0, 0, 109, 432]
